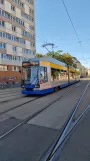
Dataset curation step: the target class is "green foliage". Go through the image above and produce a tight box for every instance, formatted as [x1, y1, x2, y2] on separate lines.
[51, 70, 60, 80]
[46, 50, 63, 60]
[73, 63, 77, 69]
[36, 53, 43, 58]
[36, 52, 74, 68]
[59, 53, 74, 67]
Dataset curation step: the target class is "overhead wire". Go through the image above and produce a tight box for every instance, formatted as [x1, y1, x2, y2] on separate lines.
[61, 0, 87, 63]
[62, 0, 80, 42]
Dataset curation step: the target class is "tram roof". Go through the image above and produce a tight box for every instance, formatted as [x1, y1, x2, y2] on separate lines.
[27, 57, 66, 67]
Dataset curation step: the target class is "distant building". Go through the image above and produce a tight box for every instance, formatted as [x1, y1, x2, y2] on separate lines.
[88, 68, 90, 76]
[0, 0, 35, 83]
[73, 57, 87, 76]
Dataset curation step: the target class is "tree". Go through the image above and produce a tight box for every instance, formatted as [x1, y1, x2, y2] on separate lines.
[59, 53, 74, 83]
[36, 53, 43, 58]
[73, 64, 77, 69]
[46, 50, 63, 60]
[51, 70, 59, 81]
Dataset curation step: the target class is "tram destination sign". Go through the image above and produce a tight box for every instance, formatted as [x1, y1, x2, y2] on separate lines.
[22, 61, 39, 67]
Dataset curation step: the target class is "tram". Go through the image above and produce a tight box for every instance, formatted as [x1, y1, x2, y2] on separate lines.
[21, 57, 80, 95]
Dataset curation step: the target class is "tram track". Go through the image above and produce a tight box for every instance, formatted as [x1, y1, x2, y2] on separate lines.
[0, 81, 83, 116]
[0, 81, 83, 104]
[0, 93, 21, 99]
[0, 96, 40, 116]
[40, 81, 90, 161]
[0, 80, 87, 140]
[0, 81, 79, 113]
[0, 95, 27, 104]
[0, 89, 20, 96]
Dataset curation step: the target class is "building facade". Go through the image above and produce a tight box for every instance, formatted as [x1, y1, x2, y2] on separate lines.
[0, 0, 35, 83]
[73, 57, 87, 76]
[88, 68, 90, 76]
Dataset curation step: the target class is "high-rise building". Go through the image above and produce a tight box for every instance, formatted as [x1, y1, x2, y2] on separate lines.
[0, 0, 35, 83]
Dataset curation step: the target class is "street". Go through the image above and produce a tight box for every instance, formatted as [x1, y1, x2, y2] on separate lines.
[0, 78, 90, 161]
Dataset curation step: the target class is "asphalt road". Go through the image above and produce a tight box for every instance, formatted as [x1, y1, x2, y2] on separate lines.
[0, 79, 90, 161]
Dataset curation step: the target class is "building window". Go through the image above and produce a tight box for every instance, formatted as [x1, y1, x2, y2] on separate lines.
[0, 65, 8, 71]
[0, 43, 6, 48]
[0, 9, 24, 26]
[26, 0, 33, 5]
[0, 31, 25, 44]
[11, 5, 15, 11]
[29, 25, 34, 31]
[0, 53, 23, 62]
[33, 51, 36, 55]
[12, 66, 16, 71]
[12, 66, 19, 71]
[0, 21, 4, 27]
[3, 66, 8, 71]
[12, 25, 16, 32]
[12, 0, 24, 8]
[22, 30, 33, 39]
[21, 11, 34, 22]
[12, 46, 17, 52]
[30, 42, 35, 47]
[0, 0, 4, 4]
[29, 9, 34, 15]
[22, 48, 32, 54]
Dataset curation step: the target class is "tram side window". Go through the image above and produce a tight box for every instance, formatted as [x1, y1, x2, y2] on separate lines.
[40, 67, 48, 83]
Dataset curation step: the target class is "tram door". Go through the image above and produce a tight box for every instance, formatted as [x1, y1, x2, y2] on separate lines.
[31, 67, 39, 87]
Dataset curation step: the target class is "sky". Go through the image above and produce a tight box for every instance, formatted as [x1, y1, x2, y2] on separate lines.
[35, 0, 90, 68]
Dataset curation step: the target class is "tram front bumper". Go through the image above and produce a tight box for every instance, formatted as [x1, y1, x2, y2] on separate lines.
[21, 88, 54, 95]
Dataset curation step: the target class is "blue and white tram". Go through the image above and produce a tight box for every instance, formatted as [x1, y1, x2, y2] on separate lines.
[21, 57, 80, 95]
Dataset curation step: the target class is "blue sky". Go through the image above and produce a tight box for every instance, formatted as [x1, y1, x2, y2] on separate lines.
[35, 0, 90, 68]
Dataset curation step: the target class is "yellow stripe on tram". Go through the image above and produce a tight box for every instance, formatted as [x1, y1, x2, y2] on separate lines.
[40, 61, 67, 70]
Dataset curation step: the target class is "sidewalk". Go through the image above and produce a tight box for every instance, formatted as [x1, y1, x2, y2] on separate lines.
[58, 108, 90, 161]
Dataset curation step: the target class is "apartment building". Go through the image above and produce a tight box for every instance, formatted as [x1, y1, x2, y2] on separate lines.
[0, 0, 35, 83]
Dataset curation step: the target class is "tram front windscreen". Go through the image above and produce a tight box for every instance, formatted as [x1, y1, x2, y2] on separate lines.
[22, 62, 39, 86]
